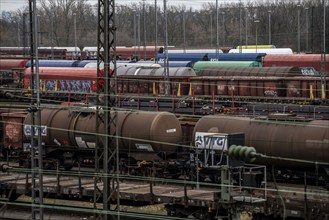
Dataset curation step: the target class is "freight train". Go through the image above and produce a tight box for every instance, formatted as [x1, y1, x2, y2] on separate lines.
[1, 108, 329, 219]
[18, 66, 329, 105]
[1, 57, 328, 108]
[1, 52, 328, 79]
[0, 47, 70, 59]
[1, 108, 328, 184]
[0, 46, 164, 61]
[1, 46, 328, 74]
[1, 66, 328, 110]
[158, 53, 329, 75]
[0, 108, 183, 170]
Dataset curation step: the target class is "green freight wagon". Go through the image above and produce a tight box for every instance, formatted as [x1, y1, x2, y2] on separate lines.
[193, 61, 262, 74]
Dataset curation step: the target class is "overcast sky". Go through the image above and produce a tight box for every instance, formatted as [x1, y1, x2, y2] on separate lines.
[1, 0, 247, 13]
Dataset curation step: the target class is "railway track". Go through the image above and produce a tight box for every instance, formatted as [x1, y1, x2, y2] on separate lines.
[2, 97, 328, 120]
[0, 164, 223, 219]
[0, 198, 169, 220]
[0, 162, 328, 219]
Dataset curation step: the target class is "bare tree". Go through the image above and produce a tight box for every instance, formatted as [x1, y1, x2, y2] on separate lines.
[0, 0, 327, 53]
[38, 0, 96, 48]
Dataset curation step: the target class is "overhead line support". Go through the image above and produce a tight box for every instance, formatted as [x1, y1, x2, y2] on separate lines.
[95, 0, 118, 219]
[29, 0, 44, 219]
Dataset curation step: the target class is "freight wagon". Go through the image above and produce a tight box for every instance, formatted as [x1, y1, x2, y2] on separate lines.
[14, 108, 181, 170]
[116, 66, 196, 96]
[0, 47, 67, 59]
[23, 67, 99, 101]
[157, 53, 267, 62]
[22, 66, 196, 99]
[0, 59, 27, 86]
[82, 46, 164, 61]
[263, 54, 329, 75]
[236, 44, 276, 49]
[191, 66, 328, 103]
[229, 48, 293, 54]
[193, 61, 262, 74]
[1, 108, 329, 220]
[25, 60, 83, 68]
[193, 115, 329, 169]
[1, 108, 328, 180]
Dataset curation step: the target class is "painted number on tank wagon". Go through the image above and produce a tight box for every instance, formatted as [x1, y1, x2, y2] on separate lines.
[195, 132, 228, 151]
[24, 125, 47, 136]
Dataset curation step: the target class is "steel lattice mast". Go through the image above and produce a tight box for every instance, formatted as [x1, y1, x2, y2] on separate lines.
[29, 0, 44, 219]
[94, 0, 118, 219]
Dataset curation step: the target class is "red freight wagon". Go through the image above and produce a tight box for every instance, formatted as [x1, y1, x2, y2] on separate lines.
[0, 59, 27, 71]
[0, 59, 28, 86]
[23, 67, 100, 94]
[1, 112, 27, 156]
[263, 54, 329, 75]
[190, 76, 285, 98]
[114, 46, 163, 60]
[197, 66, 303, 77]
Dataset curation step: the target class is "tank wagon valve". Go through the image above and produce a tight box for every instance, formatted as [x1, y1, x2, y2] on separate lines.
[227, 145, 258, 163]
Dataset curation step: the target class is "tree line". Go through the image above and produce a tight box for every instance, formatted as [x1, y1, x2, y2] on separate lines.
[0, 0, 328, 54]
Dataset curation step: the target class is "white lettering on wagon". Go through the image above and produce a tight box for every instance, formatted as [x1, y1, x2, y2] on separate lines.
[24, 125, 47, 136]
[195, 132, 228, 151]
[75, 137, 88, 148]
[166, 128, 176, 133]
[135, 144, 154, 152]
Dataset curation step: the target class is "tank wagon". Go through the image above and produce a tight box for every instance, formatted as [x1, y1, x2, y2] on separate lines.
[2, 108, 329, 182]
[193, 115, 329, 169]
[22, 108, 182, 170]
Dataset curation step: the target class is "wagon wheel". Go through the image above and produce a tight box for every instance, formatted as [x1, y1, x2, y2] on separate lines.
[192, 209, 213, 220]
[62, 152, 76, 171]
[166, 206, 188, 218]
